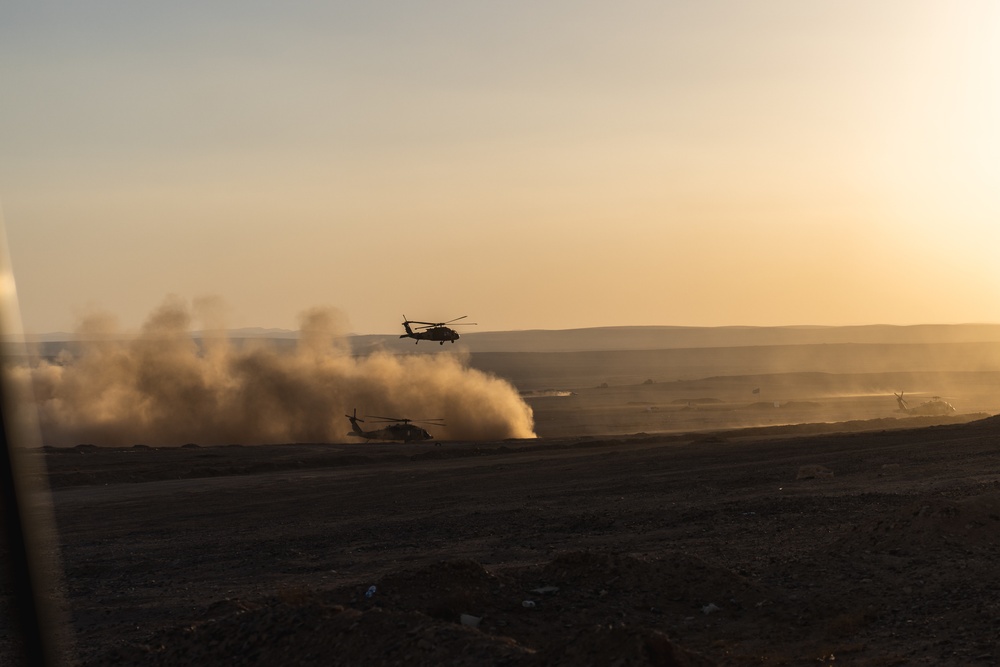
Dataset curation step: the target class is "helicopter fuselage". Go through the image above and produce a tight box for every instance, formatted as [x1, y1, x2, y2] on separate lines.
[346, 411, 435, 442]
[895, 392, 955, 416]
[400, 324, 459, 344]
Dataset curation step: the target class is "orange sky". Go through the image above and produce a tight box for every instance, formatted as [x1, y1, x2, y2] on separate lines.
[2, 1, 998, 334]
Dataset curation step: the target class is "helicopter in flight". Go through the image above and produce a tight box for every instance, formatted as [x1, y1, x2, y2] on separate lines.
[345, 409, 444, 442]
[894, 391, 956, 416]
[400, 315, 477, 345]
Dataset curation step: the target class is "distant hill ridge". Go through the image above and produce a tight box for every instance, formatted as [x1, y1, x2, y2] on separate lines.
[10, 324, 1000, 355]
[353, 324, 1000, 354]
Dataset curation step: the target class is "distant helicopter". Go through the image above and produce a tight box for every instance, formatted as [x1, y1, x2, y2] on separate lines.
[400, 315, 477, 345]
[894, 391, 956, 416]
[345, 409, 444, 442]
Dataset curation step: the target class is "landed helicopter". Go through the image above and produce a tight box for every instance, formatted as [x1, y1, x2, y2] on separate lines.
[400, 315, 476, 345]
[345, 409, 444, 442]
[894, 391, 956, 416]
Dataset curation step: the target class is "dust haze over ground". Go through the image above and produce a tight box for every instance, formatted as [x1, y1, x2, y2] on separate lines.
[468, 337, 1000, 438]
[8, 304, 1000, 665]
[11, 297, 536, 446]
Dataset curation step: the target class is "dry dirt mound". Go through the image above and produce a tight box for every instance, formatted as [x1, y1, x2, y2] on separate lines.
[375, 558, 502, 622]
[539, 551, 770, 618]
[83, 556, 725, 666]
[90, 601, 531, 667]
[845, 492, 1000, 552]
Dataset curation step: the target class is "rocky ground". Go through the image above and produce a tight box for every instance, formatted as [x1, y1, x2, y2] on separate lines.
[5, 413, 1000, 665]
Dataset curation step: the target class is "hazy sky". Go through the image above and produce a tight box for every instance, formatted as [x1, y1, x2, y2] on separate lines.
[2, 1, 998, 334]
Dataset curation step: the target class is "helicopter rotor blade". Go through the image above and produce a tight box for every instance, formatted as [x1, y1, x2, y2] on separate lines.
[403, 316, 475, 327]
[367, 415, 445, 426]
[419, 322, 477, 329]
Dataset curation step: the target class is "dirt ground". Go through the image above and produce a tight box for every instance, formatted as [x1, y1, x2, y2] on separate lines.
[5, 412, 1000, 665]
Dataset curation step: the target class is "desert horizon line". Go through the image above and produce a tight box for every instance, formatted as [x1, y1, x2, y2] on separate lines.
[7, 321, 1000, 343]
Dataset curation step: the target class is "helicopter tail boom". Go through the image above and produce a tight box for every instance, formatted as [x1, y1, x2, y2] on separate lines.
[400, 317, 416, 339]
[345, 409, 366, 435]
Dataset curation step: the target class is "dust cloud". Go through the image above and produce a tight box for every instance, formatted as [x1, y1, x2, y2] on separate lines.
[14, 297, 536, 446]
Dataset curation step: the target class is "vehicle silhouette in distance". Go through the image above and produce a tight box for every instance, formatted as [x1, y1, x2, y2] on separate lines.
[894, 391, 956, 416]
[345, 409, 444, 442]
[400, 315, 476, 345]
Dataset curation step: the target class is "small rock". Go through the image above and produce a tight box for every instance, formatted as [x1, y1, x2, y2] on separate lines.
[460, 613, 482, 628]
[796, 465, 833, 480]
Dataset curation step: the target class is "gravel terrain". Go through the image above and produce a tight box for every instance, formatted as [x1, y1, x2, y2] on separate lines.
[5, 413, 1000, 665]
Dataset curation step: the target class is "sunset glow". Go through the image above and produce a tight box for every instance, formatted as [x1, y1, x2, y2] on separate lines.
[2, 1, 998, 334]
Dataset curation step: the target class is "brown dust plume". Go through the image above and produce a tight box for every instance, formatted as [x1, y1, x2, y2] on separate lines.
[15, 297, 536, 446]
